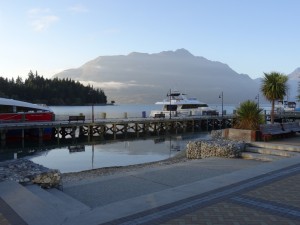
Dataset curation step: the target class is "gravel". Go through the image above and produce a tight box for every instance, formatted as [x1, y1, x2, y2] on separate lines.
[62, 150, 187, 185]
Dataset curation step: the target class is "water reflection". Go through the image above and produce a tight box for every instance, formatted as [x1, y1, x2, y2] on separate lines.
[1, 132, 210, 173]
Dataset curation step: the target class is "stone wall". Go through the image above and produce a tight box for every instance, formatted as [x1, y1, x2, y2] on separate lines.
[186, 130, 246, 159]
[222, 128, 258, 142]
[0, 159, 61, 188]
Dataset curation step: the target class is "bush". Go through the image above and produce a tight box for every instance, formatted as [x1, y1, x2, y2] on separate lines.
[233, 100, 264, 130]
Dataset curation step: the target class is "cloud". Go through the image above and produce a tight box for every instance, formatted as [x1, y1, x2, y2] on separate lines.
[68, 4, 88, 13]
[27, 8, 59, 31]
[79, 80, 156, 90]
[80, 81, 133, 90]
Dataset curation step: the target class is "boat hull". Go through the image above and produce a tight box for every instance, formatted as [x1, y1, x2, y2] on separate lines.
[0, 112, 54, 141]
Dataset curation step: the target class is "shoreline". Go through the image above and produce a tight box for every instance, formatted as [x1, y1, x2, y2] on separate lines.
[62, 150, 188, 185]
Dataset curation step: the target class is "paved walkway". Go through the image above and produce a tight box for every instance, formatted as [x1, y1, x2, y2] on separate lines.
[0, 134, 300, 225]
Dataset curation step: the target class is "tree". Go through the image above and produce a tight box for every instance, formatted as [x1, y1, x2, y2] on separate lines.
[261, 72, 288, 124]
[0, 72, 107, 105]
[233, 100, 264, 130]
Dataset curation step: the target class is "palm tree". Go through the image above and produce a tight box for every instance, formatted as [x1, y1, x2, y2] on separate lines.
[234, 100, 264, 130]
[261, 72, 288, 124]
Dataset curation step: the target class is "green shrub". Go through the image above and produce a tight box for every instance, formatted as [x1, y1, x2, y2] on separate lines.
[234, 100, 264, 130]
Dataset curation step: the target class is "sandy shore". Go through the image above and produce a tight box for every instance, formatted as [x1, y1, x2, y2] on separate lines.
[62, 150, 188, 185]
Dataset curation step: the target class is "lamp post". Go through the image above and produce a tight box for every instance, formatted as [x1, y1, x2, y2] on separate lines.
[168, 89, 172, 119]
[92, 144, 94, 169]
[89, 91, 95, 123]
[255, 94, 260, 109]
[219, 91, 223, 117]
[92, 103, 94, 123]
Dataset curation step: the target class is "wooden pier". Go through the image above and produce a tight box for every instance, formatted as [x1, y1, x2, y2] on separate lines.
[0, 115, 234, 146]
[1, 111, 299, 147]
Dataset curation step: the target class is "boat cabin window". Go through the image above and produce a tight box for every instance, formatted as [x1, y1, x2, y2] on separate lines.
[17, 106, 35, 112]
[0, 105, 14, 113]
[169, 93, 180, 97]
[288, 102, 296, 108]
[181, 104, 208, 109]
[0, 105, 46, 113]
[165, 105, 178, 111]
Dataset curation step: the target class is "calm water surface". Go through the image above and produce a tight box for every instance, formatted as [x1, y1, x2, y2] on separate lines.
[27, 133, 211, 173]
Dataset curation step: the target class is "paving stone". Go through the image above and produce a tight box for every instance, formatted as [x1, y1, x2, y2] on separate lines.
[160, 202, 300, 225]
[245, 173, 300, 208]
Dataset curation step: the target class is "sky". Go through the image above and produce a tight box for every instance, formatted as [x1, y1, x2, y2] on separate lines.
[0, 0, 300, 80]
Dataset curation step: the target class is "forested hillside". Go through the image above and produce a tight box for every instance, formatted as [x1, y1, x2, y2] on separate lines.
[0, 71, 107, 105]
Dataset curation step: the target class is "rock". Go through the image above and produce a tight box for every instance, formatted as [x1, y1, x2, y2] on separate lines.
[210, 130, 222, 140]
[0, 159, 61, 189]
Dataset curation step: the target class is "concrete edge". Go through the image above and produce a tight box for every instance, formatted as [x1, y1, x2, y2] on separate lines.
[0, 180, 66, 225]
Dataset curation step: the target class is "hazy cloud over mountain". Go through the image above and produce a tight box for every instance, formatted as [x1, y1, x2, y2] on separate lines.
[54, 49, 297, 104]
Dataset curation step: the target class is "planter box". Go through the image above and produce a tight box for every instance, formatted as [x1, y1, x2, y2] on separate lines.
[222, 128, 259, 142]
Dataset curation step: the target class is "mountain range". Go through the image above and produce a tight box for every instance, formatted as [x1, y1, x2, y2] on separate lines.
[54, 49, 299, 104]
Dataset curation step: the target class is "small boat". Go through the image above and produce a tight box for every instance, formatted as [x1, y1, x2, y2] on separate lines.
[0, 98, 54, 140]
[150, 90, 218, 118]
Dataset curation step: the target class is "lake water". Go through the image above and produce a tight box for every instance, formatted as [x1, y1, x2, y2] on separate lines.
[7, 103, 271, 173]
[27, 133, 211, 173]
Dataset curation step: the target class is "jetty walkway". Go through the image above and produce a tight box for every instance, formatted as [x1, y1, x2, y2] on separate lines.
[1, 111, 300, 146]
[0, 115, 234, 146]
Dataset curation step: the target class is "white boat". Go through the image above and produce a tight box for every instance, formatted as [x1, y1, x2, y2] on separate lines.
[275, 100, 297, 113]
[150, 90, 218, 118]
[0, 97, 54, 140]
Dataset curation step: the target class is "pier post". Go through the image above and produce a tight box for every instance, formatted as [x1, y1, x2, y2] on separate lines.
[22, 129, 25, 148]
[21, 129, 24, 139]
[143, 122, 149, 136]
[56, 128, 60, 144]
[156, 122, 160, 135]
[192, 119, 195, 132]
[113, 124, 117, 140]
[135, 123, 139, 138]
[71, 126, 76, 139]
[183, 121, 187, 133]
[38, 128, 43, 145]
[88, 125, 93, 142]
[166, 121, 170, 135]
[175, 121, 178, 134]
[61, 127, 66, 139]
[100, 125, 105, 140]
[79, 126, 85, 138]
[1, 131, 6, 147]
[124, 124, 128, 138]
